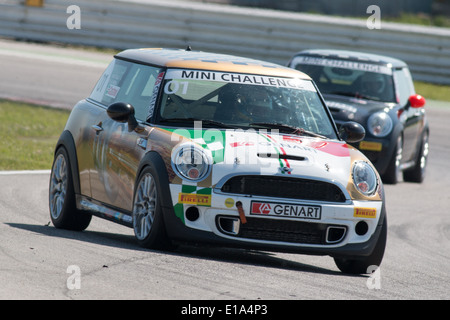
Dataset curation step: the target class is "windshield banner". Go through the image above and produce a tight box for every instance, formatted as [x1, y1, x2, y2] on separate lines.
[292, 56, 392, 75]
[165, 69, 317, 91]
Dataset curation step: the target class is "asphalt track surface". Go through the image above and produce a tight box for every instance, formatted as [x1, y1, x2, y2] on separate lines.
[1, 39, 449, 300]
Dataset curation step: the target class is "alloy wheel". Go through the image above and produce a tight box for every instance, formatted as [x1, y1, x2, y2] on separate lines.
[133, 172, 158, 240]
[420, 133, 429, 173]
[49, 154, 68, 220]
[394, 135, 403, 181]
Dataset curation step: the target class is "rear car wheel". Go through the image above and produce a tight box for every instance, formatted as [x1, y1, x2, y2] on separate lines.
[132, 166, 173, 250]
[403, 131, 429, 183]
[49, 147, 91, 231]
[334, 217, 387, 274]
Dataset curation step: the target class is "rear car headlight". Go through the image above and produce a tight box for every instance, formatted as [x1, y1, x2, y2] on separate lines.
[171, 144, 212, 182]
[368, 112, 393, 137]
[352, 161, 378, 196]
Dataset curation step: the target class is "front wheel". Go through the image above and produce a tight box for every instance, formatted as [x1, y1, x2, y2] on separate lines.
[49, 147, 91, 231]
[382, 135, 403, 184]
[132, 166, 173, 250]
[403, 131, 429, 183]
[334, 217, 387, 274]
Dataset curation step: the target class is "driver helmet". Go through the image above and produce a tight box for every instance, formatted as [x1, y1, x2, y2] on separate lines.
[240, 86, 273, 119]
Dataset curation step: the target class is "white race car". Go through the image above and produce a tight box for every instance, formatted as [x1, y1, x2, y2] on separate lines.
[49, 48, 387, 274]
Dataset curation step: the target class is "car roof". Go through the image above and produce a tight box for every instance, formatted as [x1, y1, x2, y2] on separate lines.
[116, 48, 311, 79]
[293, 49, 407, 68]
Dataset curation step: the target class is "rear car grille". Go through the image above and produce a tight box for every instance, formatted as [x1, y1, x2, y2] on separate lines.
[216, 216, 346, 245]
[220, 175, 346, 203]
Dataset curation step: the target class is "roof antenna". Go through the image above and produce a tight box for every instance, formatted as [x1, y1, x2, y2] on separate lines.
[186, 45, 192, 51]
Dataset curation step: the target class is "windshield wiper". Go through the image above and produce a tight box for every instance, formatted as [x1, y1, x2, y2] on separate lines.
[159, 118, 238, 129]
[250, 122, 327, 139]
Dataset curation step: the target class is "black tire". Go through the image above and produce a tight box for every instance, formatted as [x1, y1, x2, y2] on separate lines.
[403, 131, 429, 183]
[49, 147, 92, 231]
[334, 217, 387, 274]
[132, 165, 173, 250]
[382, 135, 403, 185]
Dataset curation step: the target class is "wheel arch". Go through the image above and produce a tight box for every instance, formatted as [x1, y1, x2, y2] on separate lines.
[136, 151, 173, 211]
[135, 151, 181, 240]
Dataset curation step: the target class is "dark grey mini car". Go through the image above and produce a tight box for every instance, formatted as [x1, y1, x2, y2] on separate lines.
[288, 49, 429, 184]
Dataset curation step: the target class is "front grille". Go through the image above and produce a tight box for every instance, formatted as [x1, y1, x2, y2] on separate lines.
[220, 175, 346, 203]
[216, 216, 346, 245]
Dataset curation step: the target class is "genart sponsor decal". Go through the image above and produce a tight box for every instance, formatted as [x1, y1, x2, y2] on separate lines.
[251, 201, 321, 220]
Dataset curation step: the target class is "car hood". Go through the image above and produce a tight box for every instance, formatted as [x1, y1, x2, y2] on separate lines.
[323, 94, 394, 123]
[166, 127, 373, 197]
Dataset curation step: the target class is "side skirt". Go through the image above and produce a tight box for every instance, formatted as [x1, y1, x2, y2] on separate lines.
[76, 195, 133, 228]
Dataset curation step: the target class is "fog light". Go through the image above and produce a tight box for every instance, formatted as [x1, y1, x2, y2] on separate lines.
[355, 221, 369, 236]
[185, 206, 200, 222]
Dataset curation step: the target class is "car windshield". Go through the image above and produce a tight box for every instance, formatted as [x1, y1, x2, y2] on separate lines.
[291, 56, 396, 103]
[156, 69, 337, 139]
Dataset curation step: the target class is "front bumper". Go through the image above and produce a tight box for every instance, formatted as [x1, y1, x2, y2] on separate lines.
[163, 185, 385, 258]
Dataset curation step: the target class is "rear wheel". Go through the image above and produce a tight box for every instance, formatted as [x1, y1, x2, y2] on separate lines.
[132, 166, 173, 250]
[334, 217, 387, 274]
[49, 147, 91, 231]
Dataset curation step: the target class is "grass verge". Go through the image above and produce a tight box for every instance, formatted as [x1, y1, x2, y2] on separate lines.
[414, 81, 450, 102]
[0, 100, 69, 170]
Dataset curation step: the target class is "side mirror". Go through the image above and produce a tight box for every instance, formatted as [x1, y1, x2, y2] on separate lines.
[107, 102, 139, 131]
[408, 94, 426, 108]
[339, 121, 365, 143]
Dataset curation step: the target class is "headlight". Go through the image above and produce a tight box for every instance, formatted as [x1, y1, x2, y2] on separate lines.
[352, 161, 378, 196]
[171, 144, 212, 182]
[368, 112, 393, 137]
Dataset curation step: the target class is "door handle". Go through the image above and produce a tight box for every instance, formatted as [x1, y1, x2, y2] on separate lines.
[92, 122, 103, 133]
[137, 137, 147, 150]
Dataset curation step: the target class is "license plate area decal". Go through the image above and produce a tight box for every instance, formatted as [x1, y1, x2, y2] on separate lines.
[250, 201, 321, 220]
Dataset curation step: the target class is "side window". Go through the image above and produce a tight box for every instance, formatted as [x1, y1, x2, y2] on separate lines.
[90, 59, 163, 121]
[393, 68, 415, 106]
